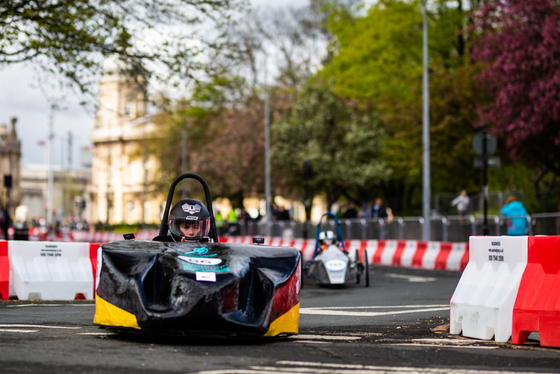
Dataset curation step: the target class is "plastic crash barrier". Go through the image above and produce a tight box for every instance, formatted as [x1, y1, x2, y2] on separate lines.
[512, 236, 560, 348]
[221, 237, 469, 271]
[450, 236, 529, 342]
[9, 241, 95, 300]
[0, 241, 9, 300]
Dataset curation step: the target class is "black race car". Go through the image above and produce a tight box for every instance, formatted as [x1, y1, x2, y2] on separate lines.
[94, 174, 301, 337]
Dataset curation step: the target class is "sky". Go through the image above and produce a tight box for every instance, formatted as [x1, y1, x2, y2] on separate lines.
[0, 0, 318, 170]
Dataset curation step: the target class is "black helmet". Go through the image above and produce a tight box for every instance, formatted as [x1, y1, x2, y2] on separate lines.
[169, 199, 211, 241]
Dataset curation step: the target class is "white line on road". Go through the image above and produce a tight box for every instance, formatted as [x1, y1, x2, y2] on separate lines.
[7, 304, 93, 307]
[299, 307, 448, 317]
[288, 334, 361, 341]
[0, 329, 39, 333]
[276, 361, 558, 374]
[391, 343, 499, 350]
[301, 305, 448, 310]
[385, 273, 437, 282]
[0, 324, 81, 329]
[194, 361, 558, 374]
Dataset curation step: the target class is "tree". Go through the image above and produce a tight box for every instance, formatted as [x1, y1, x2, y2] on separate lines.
[471, 0, 560, 207]
[0, 0, 243, 96]
[319, 0, 485, 214]
[271, 78, 390, 212]
[149, 76, 282, 207]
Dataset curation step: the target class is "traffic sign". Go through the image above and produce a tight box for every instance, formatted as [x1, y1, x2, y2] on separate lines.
[473, 131, 497, 155]
[474, 157, 500, 168]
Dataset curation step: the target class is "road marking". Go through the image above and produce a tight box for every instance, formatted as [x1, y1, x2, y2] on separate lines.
[302, 305, 447, 310]
[288, 334, 361, 341]
[385, 273, 437, 282]
[0, 324, 81, 329]
[0, 329, 39, 333]
[300, 307, 448, 317]
[77, 332, 117, 336]
[194, 360, 560, 374]
[277, 361, 557, 373]
[7, 304, 93, 308]
[392, 343, 499, 350]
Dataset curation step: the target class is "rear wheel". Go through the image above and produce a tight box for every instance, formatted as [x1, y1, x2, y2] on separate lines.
[364, 250, 370, 287]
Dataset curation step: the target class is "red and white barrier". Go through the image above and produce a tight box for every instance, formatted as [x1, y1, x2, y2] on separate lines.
[450, 235, 560, 347]
[218, 236, 469, 271]
[0, 241, 9, 300]
[8, 241, 99, 300]
[450, 236, 528, 342]
[512, 236, 560, 348]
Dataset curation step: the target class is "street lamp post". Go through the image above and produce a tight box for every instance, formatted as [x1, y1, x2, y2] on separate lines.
[264, 60, 271, 237]
[422, 0, 431, 241]
[47, 103, 55, 225]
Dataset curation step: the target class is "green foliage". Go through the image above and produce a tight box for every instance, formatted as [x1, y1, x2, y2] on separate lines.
[319, 0, 489, 214]
[0, 0, 244, 95]
[149, 76, 270, 204]
[323, 0, 424, 104]
[271, 78, 390, 208]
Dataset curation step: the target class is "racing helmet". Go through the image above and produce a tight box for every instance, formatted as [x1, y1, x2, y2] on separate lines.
[169, 199, 211, 241]
[319, 230, 336, 246]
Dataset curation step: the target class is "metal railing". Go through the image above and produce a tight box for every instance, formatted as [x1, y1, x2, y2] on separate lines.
[222, 213, 537, 242]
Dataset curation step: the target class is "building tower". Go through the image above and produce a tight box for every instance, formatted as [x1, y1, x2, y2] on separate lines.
[0, 117, 22, 216]
[90, 57, 158, 225]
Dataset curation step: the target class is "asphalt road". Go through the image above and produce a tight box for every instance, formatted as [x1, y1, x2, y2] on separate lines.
[1, 265, 559, 374]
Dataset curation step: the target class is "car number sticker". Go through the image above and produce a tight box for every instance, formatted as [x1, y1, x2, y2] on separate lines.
[196, 272, 216, 282]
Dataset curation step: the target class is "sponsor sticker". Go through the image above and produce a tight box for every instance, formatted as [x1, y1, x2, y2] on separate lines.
[196, 272, 216, 282]
[178, 256, 222, 266]
[182, 203, 201, 214]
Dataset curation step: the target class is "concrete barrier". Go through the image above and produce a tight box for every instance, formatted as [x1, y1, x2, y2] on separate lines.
[450, 236, 528, 342]
[9, 241, 95, 300]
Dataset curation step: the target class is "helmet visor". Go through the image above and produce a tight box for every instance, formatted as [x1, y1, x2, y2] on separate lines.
[170, 215, 210, 240]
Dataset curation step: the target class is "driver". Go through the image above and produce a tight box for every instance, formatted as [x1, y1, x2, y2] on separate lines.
[318, 230, 337, 248]
[169, 198, 211, 242]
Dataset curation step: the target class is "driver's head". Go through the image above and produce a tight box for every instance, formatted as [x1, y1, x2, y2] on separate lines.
[169, 199, 211, 242]
[319, 230, 336, 246]
[179, 220, 200, 238]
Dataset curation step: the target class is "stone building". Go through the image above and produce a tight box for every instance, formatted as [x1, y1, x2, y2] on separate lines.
[89, 58, 161, 224]
[20, 166, 91, 223]
[0, 117, 22, 214]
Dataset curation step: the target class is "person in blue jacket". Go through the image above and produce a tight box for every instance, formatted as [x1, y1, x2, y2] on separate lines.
[501, 195, 528, 235]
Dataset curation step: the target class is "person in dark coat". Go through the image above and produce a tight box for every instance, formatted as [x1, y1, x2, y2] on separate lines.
[372, 198, 388, 220]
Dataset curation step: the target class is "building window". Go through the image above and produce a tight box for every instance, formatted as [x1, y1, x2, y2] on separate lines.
[144, 201, 149, 223]
[127, 201, 135, 223]
[127, 162, 135, 185]
[125, 101, 136, 118]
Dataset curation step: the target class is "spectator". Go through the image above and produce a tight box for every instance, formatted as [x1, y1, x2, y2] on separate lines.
[451, 190, 470, 216]
[239, 206, 252, 225]
[277, 205, 290, 221]
[358, 201, 372, 218]
[501, 195, 528, 236]
[371, 198, 388, 221]
[342, 202, 358, 219]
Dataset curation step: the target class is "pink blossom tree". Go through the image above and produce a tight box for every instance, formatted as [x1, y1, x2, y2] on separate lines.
[472, 0, 560, 182]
